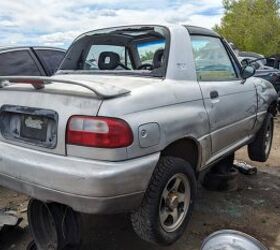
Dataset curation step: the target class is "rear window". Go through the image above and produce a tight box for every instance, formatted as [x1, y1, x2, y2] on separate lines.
[59, 26, 169, 77]
[84, 45, 132, 70]
[0, 50, 41, 76]
[35, 49, 65, 75]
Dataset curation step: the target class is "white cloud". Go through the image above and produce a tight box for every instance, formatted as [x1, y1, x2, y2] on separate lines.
[0, 0, 223, 48]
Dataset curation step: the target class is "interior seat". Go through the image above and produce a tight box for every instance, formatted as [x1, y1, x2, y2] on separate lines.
[98, 52, 121, 70]
[153, 49, 164, 68]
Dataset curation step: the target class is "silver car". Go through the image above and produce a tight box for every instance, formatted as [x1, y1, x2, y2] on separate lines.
[0, 25, 278, 246]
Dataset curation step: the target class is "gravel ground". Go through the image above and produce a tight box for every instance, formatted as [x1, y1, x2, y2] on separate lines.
[0, 118, 279, 250]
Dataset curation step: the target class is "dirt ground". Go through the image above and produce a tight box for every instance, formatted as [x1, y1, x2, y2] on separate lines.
[0, 118, 280, 250]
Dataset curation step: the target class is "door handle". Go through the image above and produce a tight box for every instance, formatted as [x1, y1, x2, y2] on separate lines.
[210, 91, 219, 99]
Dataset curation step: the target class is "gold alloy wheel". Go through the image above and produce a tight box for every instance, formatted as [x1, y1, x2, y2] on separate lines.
[159, 173, 191, 233]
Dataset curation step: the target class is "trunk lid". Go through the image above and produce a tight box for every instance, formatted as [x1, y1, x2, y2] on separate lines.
[0, 75, 123, 155]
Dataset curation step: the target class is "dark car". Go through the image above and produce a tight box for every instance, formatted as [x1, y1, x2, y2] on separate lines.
[0, 46, 66, 76]
[239, 55, 280, 112]
[255, 68, 280, 93]
[255, 69, 280, 112]
[265, 54, 280, 70]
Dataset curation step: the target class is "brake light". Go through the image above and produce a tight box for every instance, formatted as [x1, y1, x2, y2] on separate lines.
[11, 79, 44, 89]
[66, 116, 133, 148]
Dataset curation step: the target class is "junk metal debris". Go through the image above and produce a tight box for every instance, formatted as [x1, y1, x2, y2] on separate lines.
[0, 209, 22, 231]
[234, 160, 258, 175]
[201, 229, 268, 250]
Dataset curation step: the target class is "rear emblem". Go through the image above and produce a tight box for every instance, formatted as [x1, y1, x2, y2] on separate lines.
[24, 117, 43, 130]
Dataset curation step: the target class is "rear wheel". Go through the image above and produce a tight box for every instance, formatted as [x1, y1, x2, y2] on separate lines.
[131, 157, 197, 246]
[248, 113, 274, 162]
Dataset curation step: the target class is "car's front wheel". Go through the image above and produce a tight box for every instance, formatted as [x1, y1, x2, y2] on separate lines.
[131, 156, 197, 246]
[248, 113, 274, 162]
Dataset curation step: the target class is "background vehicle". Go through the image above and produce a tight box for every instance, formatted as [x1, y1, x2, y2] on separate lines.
[239, 56, 280, 112]
[0, 46, 66, 76]
[0, 25, 278, 248]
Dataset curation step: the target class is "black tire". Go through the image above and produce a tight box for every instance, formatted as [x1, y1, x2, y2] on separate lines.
[202, 168, 239, 192]
[28, 200, 81, 250]
[276, 91, 280, 113]
[248, 113, 274, 162]
[48, 203, 81, 250]
[130, 156, 197, 246]
[211, 153, 235, 174]
[26, 240, 37, 250]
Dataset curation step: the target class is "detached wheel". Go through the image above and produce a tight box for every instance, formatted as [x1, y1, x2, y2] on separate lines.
[248, 113, 274, 162]
[211, 153, 235, 174]
[131, 157, 197, 246]
[202, 168, 239, 192]
[28, 199, 81, 250]
[201, 153, 238, 192]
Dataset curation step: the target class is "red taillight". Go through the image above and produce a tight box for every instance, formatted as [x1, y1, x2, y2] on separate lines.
[66, 116, 133, 148]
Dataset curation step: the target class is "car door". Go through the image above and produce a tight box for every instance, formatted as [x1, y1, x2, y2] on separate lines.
[190, 35, 257, 155]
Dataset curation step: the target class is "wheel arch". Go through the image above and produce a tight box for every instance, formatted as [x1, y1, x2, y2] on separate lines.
[160, 137, 201, 174]
[268, 100, 278, 116]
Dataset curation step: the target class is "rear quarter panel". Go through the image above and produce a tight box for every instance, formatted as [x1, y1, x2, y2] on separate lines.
[98, 79, 211, 166]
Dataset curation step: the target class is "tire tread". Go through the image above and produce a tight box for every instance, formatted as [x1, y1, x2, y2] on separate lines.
[248, 113, 274, 162]
[131, 157, 196, 245]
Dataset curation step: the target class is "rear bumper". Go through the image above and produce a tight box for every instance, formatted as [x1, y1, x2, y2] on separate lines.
[0, 142, 160, 214]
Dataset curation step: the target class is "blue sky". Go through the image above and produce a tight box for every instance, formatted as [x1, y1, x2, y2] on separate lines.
[0, 0, 223, 48]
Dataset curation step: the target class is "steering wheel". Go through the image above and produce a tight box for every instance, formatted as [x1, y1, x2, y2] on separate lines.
[137, 63, 154, 70]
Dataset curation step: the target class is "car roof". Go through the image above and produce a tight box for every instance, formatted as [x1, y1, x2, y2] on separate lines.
[0, 46, 66, 53]
[73, 24, 221, 42]
[238, 51, 264, 59]
[185, 25, 220, 37]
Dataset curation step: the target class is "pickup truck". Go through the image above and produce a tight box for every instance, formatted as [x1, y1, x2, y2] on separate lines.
[0, 46, 65, 76]
[0, 25, 278, 247]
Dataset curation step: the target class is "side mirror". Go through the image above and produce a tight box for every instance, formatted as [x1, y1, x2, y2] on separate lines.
[241, 65, 256, 79]
[241, 58, 250, 67]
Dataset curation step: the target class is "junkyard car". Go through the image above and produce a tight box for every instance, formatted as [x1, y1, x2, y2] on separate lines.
[0, 25, 278, 246]
[239, 56, 280, 111]
[0, 46, 65, 76]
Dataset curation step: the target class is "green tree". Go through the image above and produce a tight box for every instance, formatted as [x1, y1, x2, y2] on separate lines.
[140, 51, 154, 62]
[214, 0, 280, 56]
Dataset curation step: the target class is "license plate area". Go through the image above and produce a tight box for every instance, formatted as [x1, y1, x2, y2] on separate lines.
[0, 105, 58, 148]
[20, 115, 48, 142]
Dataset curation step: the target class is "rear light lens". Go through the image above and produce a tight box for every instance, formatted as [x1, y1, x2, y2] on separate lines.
[66, 116, 133, 148]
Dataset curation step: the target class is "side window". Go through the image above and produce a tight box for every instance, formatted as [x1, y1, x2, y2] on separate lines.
[35, 50, 65, 75]
[191, 36, 238, 81]
[0, 50, 41, 76]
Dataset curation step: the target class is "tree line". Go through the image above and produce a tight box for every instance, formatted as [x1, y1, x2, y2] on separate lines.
[214, 0, 280, 57]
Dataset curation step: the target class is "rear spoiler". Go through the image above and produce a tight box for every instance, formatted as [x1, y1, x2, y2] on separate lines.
[0, 76, 130, 99]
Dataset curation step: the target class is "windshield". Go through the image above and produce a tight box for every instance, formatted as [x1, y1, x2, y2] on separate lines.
[59, 26, 169, 77]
